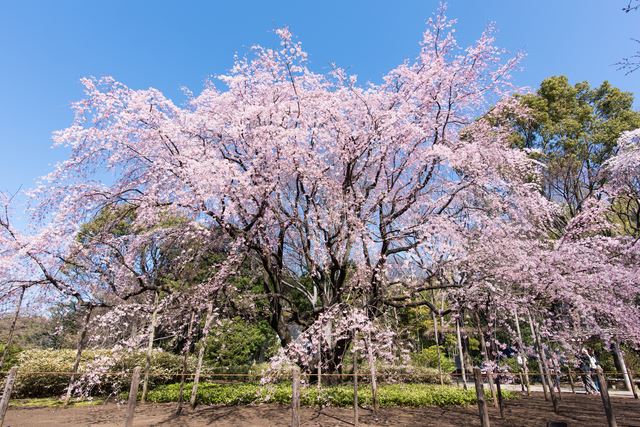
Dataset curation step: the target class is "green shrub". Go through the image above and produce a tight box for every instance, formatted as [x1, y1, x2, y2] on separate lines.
[0, 343, 22, 369]
[145, 382, 514, 407]
[504, 356, 522, 374]
[12, 348, 193, 398]
[205, 318, 279, 367]
[12, 349, 77, 397]
[411, 346, 456, 373]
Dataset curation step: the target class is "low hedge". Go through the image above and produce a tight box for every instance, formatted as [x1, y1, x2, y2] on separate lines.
[369, 365, 451, 384]
[146, 382, 514, 407]
[12, 348, 194, 398]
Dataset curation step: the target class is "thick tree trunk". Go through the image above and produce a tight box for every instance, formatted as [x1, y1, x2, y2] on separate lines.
[141, 290, 160, 403]
[0, 286, 25, 371]
[190, 301, 215, 408]
[64, 306, 93, 406]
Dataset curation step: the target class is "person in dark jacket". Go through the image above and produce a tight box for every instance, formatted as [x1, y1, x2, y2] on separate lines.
[578, 348, 598, 394]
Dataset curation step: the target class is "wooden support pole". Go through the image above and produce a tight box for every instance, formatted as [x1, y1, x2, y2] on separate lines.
[475, 312, 497, 407]
[529, 316, 558, 413]
[432, 310, 444, 385]
[125, 366, 142, 427]
[495, 374, 504, 419]
[64, 306, 92, 406]
[613, 340, 633, 393]
[526, 312, 549, 401]
[353, 350, 359, 427]
[0, 287, 25, 371]
[291, 366, 301, 427]
[513, 311, 530, 396]
[176, 310, 196, 415]
[365, 332, 379, 413]
[190, 301, 214, 409]
[596, 367, 617, 427]
[626, 367, 638, 399]
[317, 339, 322, 392]
[473, 367, 490, 427]
[539, 350, 559, 413]
[456, 317, 468, 390]
[141, 290, 160, 403]
[517, 370, 525, 393]
[0, 366, 18, 427]
[568, 367, 576, 394]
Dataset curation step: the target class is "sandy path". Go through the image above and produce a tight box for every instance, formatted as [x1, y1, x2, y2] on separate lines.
[4, 393, 640, 426]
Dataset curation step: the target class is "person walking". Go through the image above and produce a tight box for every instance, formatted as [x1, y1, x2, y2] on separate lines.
[549, 351, 562, 393]
[588, 350, 601, 392]
[579, 348, 598, 394]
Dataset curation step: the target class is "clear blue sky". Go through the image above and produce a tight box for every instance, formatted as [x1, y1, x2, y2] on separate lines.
[1, 1, 639, 205]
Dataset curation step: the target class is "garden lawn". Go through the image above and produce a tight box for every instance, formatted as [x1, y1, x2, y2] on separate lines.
[9, 397, 103, 408]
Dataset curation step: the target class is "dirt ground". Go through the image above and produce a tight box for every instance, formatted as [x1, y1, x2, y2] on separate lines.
[4, 393, 640, 426]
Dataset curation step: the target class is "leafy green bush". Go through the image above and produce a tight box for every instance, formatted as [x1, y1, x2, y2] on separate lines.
[145, 382, 513, 407]
[444, 334, 480, 352]
[12, 348, 193, 397]
[411, 346, 456, 373]
[205, 318, 279, 366]
[504, 356, 523, 374]
[0, 343, 22, 369]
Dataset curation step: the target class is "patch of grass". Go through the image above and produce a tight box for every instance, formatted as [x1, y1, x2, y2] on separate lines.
[145, 382, 516, 407]
[9, 397, 104, 408]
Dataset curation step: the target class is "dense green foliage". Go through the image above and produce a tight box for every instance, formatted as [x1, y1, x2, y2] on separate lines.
[146, 382, 513, 407]
[512, 76, 640, 222]
[411, 346, 456, 373]
[0, 343, 21, 369]
[205, 318, 279, 366]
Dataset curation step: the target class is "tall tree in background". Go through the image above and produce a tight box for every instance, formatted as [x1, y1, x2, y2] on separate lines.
[512, 76, 640, 228]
